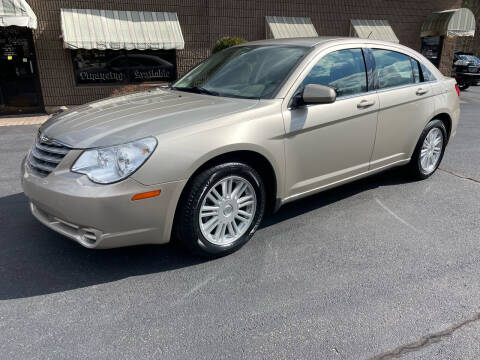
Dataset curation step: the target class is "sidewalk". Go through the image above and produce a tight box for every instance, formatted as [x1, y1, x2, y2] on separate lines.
[0, 114, 50, 127]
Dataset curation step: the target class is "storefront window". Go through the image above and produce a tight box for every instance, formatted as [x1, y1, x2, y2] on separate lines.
[420, 37, 443, 68]
[71, 49, 177, 85]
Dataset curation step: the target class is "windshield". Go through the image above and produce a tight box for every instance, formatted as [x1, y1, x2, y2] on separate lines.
[468, 56, 480, 64]
[172, 45, 309, 99]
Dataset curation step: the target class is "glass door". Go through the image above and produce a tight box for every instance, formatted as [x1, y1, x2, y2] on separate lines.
[0, 27, 42, 115]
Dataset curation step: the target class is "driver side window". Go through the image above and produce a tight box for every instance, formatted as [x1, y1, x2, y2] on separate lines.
[299, 48, 368, 98]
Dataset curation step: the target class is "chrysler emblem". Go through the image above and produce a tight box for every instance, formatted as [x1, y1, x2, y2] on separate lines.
[38, 132, 70, 148]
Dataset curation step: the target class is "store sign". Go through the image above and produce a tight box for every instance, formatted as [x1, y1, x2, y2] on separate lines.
[72, 49, 177, 85]
[2, 45, 16, 57]
[133, 68, 173, 80]
[78, 71, 126, 82]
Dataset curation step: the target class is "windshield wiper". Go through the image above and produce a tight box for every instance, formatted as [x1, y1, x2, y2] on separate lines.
[172, 86, 219, 96]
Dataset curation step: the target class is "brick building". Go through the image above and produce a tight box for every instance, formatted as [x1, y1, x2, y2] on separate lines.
[0, 0, 478, 115]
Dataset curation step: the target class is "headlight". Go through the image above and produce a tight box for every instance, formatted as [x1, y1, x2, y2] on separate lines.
[72, 137, 157, 184]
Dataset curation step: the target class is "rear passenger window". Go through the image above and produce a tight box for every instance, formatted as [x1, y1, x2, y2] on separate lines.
[300, 48, 367, 97]
[420, 63, 437, 82]
[372, 49, 414, 89]
[411, 59, 421, 83]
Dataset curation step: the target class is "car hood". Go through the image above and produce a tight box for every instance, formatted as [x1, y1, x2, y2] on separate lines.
[40, 88, 258, 148]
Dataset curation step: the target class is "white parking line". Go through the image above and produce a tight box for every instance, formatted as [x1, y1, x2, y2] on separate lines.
[375, 197, 421, 233]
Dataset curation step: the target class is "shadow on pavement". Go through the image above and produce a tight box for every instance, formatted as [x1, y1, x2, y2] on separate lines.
[0, 193, 204, 300]
[0, 167, 414, 300]
[261, 167, 415, 228]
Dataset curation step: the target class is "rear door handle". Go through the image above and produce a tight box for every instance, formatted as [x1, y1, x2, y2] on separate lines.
[416, 88, 429, 96]
[357, 99, 375, 109]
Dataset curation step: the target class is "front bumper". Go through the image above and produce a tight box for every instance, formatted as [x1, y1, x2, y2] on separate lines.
[21, 156, 186, 249]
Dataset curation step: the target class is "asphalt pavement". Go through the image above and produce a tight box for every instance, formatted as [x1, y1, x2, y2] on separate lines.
[0, 88, 479, 359]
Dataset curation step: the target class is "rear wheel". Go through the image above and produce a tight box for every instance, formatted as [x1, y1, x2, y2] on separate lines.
[408, 119, 447, 179]
[175, 162, 265, 258]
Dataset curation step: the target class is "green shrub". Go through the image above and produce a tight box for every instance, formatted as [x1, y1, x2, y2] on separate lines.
[212, 37, 247, 54]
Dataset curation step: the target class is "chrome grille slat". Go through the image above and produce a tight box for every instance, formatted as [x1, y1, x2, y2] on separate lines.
[26, 161, 50, 177]
[27, 134, 71, 177]
[31, 147, 63, 164]
[28, 154, 56, 172]
[35, 142, 69, 155]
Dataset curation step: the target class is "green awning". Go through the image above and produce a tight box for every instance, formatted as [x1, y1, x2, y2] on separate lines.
[421, 8, 476, 37]
[60, 8, 185, 50]
[350, 19, 399, 43]
[266, 16, 318, 39]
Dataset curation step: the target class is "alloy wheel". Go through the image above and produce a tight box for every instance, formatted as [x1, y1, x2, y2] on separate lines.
[419, 127, 444, 174]
[199, 176, 257, 246]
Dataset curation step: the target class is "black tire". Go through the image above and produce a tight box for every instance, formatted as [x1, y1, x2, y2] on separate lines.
[408, 119, 447, 180]
[459, 84, 470, 91]
[175, 162, 266, 258]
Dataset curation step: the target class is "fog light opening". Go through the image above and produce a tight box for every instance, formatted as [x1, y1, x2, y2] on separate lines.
[82, 230, 98, 245]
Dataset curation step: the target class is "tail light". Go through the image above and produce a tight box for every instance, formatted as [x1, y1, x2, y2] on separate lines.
[455, 83, 460, 96]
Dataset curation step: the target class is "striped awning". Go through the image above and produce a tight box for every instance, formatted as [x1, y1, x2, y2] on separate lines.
[421, 8, 476, 37]
[0, 0, 37, 29]
[350, 19, 399, 43]
[60, 8, 185, 50]
[266, 16, 318, 39]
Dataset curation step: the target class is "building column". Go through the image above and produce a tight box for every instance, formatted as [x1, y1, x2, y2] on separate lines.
[462, 0, 480, 55]
[438, 36, 456, 76]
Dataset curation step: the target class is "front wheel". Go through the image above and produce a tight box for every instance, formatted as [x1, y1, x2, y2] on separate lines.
[408, 119, 447, 180]
[175, 162, 266, 258]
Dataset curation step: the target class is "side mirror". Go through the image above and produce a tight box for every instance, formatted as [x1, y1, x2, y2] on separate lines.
[302, 84, 336, 105]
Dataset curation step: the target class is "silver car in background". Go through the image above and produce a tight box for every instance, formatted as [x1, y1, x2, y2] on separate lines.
[21, 37, 460, 257]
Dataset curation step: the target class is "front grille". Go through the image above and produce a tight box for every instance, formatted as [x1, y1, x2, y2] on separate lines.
[27, 134, 70, 177]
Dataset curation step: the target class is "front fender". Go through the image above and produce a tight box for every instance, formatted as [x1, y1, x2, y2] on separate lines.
[185, 142, 281, 180]
[131, 104, 286, 198]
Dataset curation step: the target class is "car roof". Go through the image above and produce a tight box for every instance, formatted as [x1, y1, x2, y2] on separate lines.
[242, 37, 412, 50]
[243, 36, 344, 47]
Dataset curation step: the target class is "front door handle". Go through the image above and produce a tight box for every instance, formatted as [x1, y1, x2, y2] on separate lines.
[416, 88, 429, 96]
[357, 99, 375, 109]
